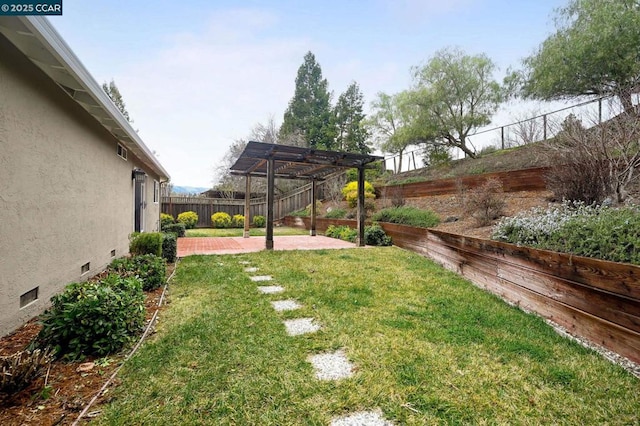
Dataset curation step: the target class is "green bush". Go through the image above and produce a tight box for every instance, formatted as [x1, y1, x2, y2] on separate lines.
[109, 254, 167, 291]
[290, 208, 309, 217]
[253, 215, 266, 227]
[177, 211, 198, 229]
[325, 208, 347, 219]
[130, 232, 163, 256]
[325, 225, 357, 243]
[162, 233, 177, 263]
[232, 214, 245, 228]
[162, 222, 185, 237]
[493, 203, 640, 265]
[372, 206, 440, 228]
[211, 212, 232, 228]
[34, 274, 145, 359]
[342, 180, 375, 208]
[160, 213, 174, 228]
[365, 224, 392, 246]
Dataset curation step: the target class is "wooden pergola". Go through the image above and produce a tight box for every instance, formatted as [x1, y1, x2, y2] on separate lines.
[230, 141, 383, 249]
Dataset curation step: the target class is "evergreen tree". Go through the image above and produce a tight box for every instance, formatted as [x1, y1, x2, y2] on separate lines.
[334, 82, 370, 153]
[279, 52, 335, 149]
[102, 79, 133, 123]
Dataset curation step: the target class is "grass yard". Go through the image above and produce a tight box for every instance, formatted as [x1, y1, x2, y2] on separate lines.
[95, 248, 639, 425]
[185, 226, 309, 237]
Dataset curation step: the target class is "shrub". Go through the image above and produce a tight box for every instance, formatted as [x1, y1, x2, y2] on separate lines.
[342, 181, 375, 208]
[162, 233, 177, 263]
[211, 212, 232, 228]
[253, 215, 266, 228]
[34, 275, 145, 359]
[325, 225, 357, 243]
[162, 222, 186, 237]
[160, 213, 174, 228]
[177, 211, 198, 229]
[130, 232, 163, 256]
[463, 178, 507, 226]
[0, 349, 53, 393]
[493, 203, 640, 265]
[109, 254, 167, 291]
[290, 208, 309, 217]
[325, 208, 347, 219]
[232, 214, 245, 228]
[372, 206, 440, 228]
[365, 224, 392, 246]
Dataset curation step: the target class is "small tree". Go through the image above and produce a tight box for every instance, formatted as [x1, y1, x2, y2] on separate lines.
[463, 178, 507, 226]
[102, 79, 133, 123]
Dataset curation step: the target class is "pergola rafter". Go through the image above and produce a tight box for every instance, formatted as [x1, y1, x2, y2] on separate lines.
[229, 141, 383, 249]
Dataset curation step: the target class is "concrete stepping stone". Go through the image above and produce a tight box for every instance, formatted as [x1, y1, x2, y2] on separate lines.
[284, 318, 320, 336]
[250, 275, 272, 282]
[257, 285, 284, 294]
[330, 410, 394, 426]
[271, 300, 302, 312]
[244, 267, 259, 273]
[308, 349, 353, 380]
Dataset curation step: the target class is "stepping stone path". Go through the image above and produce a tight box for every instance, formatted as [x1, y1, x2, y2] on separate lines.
[284, 318, 320, 336]
[257, 285, 284, 294]
[330, 410, 394, 426]
[250, 275, 273, 282]
[271, 300, 302, 312]
[246, 265, 392, 425]
[308, 349, 354, 380]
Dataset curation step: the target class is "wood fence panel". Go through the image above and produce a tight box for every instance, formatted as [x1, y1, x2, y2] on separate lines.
[284, 216, 640, 364]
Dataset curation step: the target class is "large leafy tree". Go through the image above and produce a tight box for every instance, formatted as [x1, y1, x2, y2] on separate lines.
[520, 0, 640, 112]
[279, 52, 335, 149]
[408, 48, 504, 158]
[367, 91, 418, 172]
[333, 82, 370, 153]
[102, 79, 133, 123]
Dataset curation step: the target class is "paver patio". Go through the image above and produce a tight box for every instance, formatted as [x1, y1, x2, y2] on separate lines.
[177, 235, 357, 257]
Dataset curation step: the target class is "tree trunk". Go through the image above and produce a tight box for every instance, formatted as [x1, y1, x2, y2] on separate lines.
[620, 91, 636, 115]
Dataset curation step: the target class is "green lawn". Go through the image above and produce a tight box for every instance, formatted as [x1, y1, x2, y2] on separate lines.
[96, 248, 639, 425]
[185, 226, 309, 237]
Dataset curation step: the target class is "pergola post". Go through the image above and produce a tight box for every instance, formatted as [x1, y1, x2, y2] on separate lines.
[243, 174, 251, 238]
[266, 156, 275, 250]
[310, 179, 317, 236]
[356, 166, 365, 247]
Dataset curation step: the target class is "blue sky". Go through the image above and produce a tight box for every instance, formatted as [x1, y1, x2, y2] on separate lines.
[50, 0, 567, 187]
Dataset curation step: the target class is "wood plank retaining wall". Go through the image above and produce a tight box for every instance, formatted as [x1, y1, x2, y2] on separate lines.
[282, 216, 640, 364]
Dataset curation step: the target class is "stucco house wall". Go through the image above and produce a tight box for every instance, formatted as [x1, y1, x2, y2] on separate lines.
[0, 21, 168, 336]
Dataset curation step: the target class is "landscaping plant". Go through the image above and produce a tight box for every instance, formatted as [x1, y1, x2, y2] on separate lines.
[160, 213, 174, 228]
[33, 274, 145, 359]
[462, 178, 506, 226]
[372, 206, 440, 228]
[162, 222, 186, 237]
[0, 349, 52, 393]
[129, 232, 163, 257]
[177, 211, 198, 229]
[211, 212, 232, 228]
[341, 180, 375, 208]
[109, 254, 167, 291]
[232, 214, 245, 228]
[162, 233, 177, 263]
[252, 215, 266, 227]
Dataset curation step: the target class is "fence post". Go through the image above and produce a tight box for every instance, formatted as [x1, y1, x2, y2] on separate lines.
[501, 126, 505, 149]
[543, 114, 548, 140]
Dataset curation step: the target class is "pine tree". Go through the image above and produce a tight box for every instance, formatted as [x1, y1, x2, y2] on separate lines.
[279, 52, 335, 149]
[102, 79, 132, 123]
[334, 82, 370, 153]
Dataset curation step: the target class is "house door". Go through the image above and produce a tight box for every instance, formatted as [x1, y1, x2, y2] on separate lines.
[134, 179, 145, 232]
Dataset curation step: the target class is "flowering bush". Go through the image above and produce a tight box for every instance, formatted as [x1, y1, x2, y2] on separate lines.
[211, 212, 232, 228]
[160, 213, 174, 228]
[341, 181, 375, 208]
[177, 211, 198, 229]
[492, 201, 640, 265]
[253, 215, 266, 227]
[232, 214, 245, 228]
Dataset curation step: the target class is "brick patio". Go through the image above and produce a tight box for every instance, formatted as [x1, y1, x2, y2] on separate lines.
[177, 235, 357, 257]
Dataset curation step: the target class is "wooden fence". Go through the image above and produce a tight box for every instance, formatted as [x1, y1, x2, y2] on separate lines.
[384, 167, 549, 198]
[282, 216, 640, 364]
[162, 173, 345, 227]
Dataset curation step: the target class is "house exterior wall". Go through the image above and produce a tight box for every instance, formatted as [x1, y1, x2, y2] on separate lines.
[0, 34, 161, 336]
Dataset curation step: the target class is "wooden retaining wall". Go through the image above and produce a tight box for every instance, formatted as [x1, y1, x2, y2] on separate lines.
[283, 216, 640, 364]
[385, 167, 549, 198]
